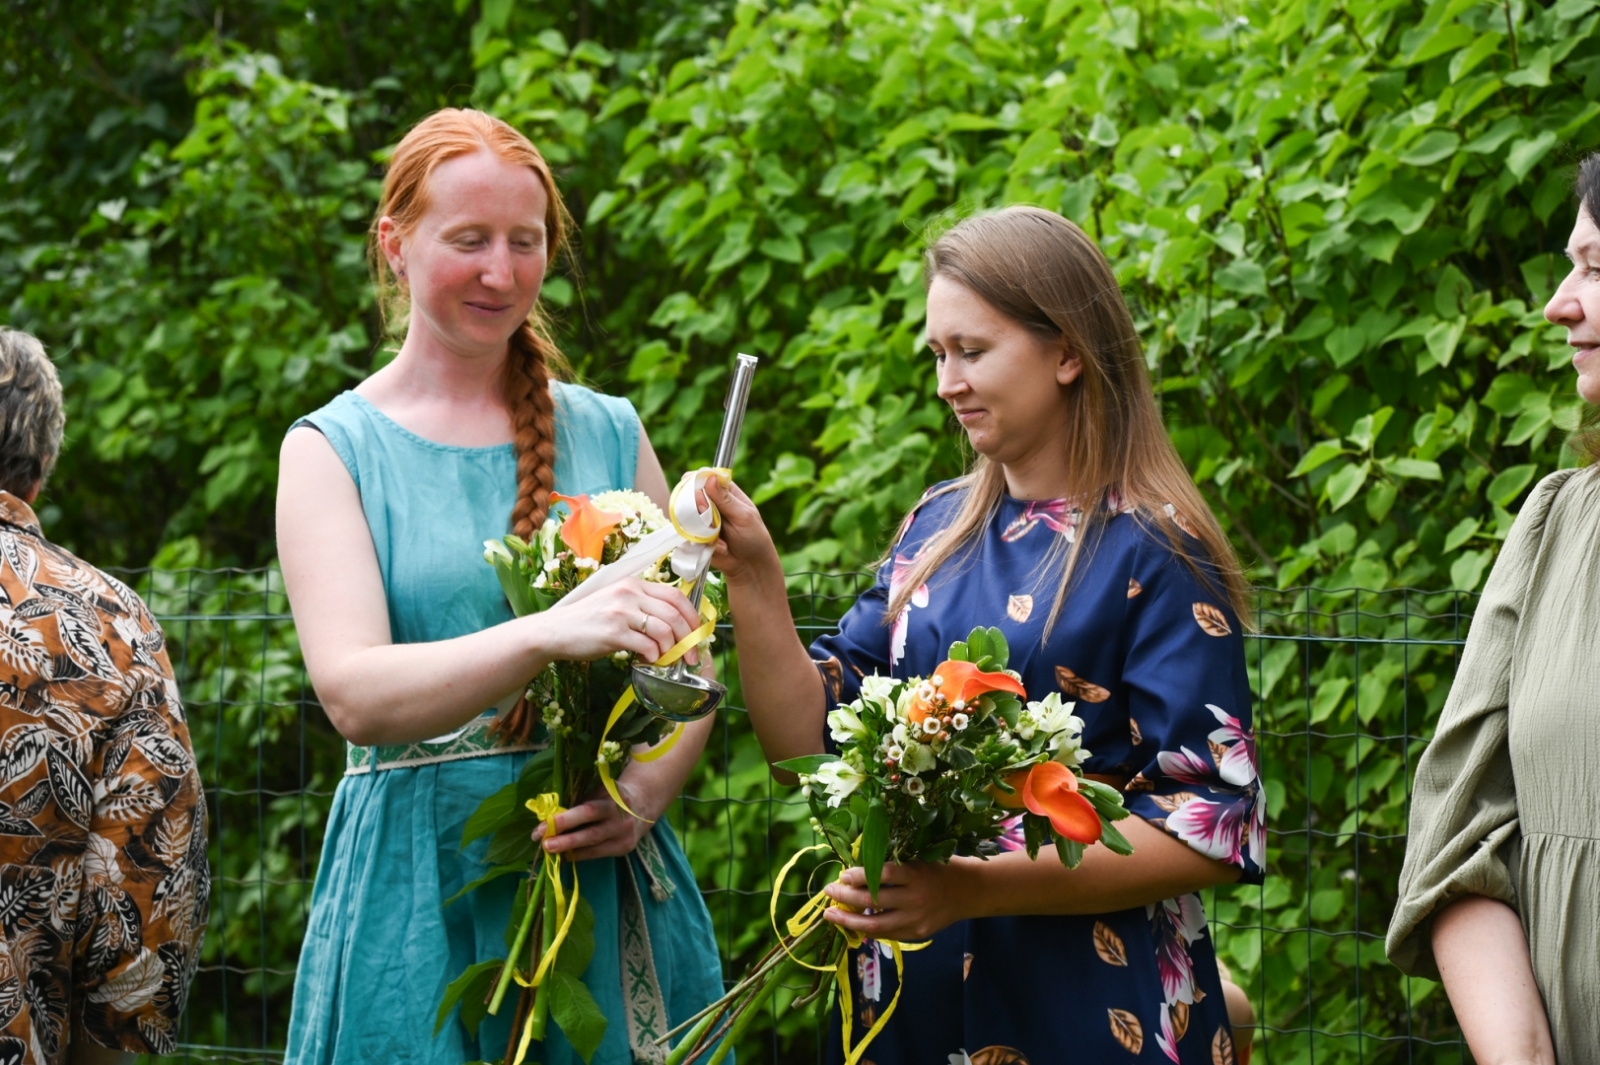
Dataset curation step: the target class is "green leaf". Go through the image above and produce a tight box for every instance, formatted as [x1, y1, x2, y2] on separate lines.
[986, 626, 1010, 668]
[463, 782, 520, 848]
[1055, 838, 1086, 869]
[1450, 549, 1491, 591]
[860, 800, 889, 902]
[1290, 440, 1348, 477]
[1097, 817, 1134, 856]
[1398, 130, 1460, 167]
[774, 754, 835, 776]
[443, 863, 527, 908]
[1506, 131, 1558, 182]
[554, 895, 597, 978]
[1443, 517, 1481, 553]
[1385, 458, 1442, 481]
[1486, 464, 1537, 507]
[1215, 259, 1267, 296]
[1087, 113, 1119, 147]
[435, 959, 502, 1037]
[548, 971, 608, 1063]
[1324, 460, 1371, 512]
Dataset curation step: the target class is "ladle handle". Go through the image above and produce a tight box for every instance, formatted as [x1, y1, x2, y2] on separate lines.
[689, 353, 758, 609]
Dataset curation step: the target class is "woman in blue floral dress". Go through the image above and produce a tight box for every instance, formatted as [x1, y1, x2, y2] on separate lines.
[708, 207, 1264, 1064]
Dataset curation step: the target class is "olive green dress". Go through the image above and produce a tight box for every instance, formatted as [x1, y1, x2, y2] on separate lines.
[1387, 467, 1600, 1060]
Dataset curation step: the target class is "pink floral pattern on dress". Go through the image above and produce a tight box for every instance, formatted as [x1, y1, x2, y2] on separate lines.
[1159, 704, 1264, 869]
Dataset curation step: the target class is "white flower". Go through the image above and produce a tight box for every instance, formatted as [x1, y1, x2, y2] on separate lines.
[532, 572, 549, 589]
[801, 785, 812, 798]
[543, 557, 563, 573]
[921, 717, 941, 736]
[892, 723, 910, 746]
[813, 761, 865, 807]
[574, 556, 599, 570]
[885, 744, 904, 762]
[951, 713, 969, 731]
[1029, 692, 1081, 737]
[590, 489, 667, 532]
[901, 741, 937, 774]
[829, 705, 868, 744]
[1050, 732, 1091, 768]
[861, 675, 898, 702]
[951, 698, 966, 711]
[904, 776, 925, 795]
[484, 539, 514, 565]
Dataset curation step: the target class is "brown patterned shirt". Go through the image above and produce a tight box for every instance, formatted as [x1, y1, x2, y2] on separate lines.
[0, 493, 207, 1061]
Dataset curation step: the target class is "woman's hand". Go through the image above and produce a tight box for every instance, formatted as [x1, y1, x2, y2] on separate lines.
[706, 477, 782, 587]
[534, 780, 657, 862]
[533, 576, 701, 664]
[821, 860, 977, 942]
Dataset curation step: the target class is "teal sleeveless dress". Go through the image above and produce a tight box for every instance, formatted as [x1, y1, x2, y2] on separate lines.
[284, 385, 725, 1065]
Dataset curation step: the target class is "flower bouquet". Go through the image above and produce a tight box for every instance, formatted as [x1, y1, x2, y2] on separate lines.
[435, 487, 722, 1065]
[658, 626, 1133, 1065]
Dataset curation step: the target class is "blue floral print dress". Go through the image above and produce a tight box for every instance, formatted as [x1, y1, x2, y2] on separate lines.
[810, 485, 1264, 1065]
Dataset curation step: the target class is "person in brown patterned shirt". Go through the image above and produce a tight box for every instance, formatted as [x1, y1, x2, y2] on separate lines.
[0, 329, 207, 1064]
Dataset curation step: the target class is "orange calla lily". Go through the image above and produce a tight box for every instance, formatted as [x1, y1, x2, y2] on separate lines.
[989, 768, 1032, 810]
[1021, 761, 1102, 844]
[552, 493, 624, 563]
[908, 659, 1028, 724]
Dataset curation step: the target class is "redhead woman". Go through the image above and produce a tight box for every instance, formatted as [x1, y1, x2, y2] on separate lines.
[1387, 154, 1600, 1064]
[708, 207, 1264, 1064]
[278, 109, 724, 1065]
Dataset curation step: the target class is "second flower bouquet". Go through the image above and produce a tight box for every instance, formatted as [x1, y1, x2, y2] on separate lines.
[659, 626, 1133, 1065]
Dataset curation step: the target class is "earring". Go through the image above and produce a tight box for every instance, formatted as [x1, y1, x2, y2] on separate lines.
[397, 267, 407, 278]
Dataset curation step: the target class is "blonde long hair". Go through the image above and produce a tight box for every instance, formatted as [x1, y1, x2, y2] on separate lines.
[886, 206, 1252, 633]
[369, 107, 574, 539]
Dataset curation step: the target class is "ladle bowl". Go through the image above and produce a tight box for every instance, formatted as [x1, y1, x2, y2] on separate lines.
[630, 663, 726, 722]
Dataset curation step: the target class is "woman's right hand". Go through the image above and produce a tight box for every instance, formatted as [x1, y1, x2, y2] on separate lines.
[706, 477, 781, 587]
[532, 576, 701, 664]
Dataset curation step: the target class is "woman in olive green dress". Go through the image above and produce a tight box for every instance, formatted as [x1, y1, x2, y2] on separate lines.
[1386, 154, 1600, 1064]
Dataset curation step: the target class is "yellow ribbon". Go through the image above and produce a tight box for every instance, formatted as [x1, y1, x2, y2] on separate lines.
[511, 794, 584, 1065]
[769, 845, 929, 1065]
[597, 592, 717, 821]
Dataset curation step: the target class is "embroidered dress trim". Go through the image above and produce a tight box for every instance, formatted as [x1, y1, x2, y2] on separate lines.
[344, 714, 547, 774]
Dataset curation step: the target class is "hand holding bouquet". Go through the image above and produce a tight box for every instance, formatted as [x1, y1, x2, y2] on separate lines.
[660, 626, 1132, 1065]
[436, 487, 724, 1065]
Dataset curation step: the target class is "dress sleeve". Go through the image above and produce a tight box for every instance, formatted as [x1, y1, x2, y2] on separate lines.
[1385, 469, 1574, 978]
[78, 595, 209, 1054]
[807, 556, 894, 716]
[1120, 526, 1264, 883]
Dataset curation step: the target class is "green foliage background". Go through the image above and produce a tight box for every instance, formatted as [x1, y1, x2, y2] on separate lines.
[6, 0, 1598, 1060]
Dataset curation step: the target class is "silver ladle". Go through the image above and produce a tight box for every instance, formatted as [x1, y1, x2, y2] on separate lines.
[630, 353, 758, 722]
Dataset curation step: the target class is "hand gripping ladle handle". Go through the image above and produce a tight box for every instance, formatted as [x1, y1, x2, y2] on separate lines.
[685, 353, 758, 611]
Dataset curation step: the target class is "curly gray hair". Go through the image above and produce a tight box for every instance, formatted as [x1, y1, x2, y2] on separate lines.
[0, 329, 65, 499]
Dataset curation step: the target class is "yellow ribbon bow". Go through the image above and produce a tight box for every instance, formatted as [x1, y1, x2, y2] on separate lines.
[510, 793, 583, 1065]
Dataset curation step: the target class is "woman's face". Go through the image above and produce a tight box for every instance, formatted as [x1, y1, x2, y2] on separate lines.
[925, 274, 1081, 471]
[1544, 205, 1600, 404]
[380, 150, 550, 361]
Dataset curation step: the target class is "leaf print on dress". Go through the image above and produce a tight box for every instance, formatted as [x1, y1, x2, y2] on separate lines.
[968, 1048, 1030, 1065]
[1006, 594, 1033, 623]
[1055, 665, 1110, 703]
[1192, 603, 1232, 637]
[1093, 920, 1129, 966]
[0, 535, 37, 589]
[0, 946, 19, 1029]
[1108, 1008, 1144, 1053]
[1212, 1025, 1237, 1065]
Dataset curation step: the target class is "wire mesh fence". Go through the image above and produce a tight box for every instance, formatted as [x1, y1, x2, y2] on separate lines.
[124, 568, 1474, 1064]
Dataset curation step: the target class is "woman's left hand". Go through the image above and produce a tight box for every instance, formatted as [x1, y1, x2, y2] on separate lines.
[534, 780, 658, 862]
[822, 860, 975, 942]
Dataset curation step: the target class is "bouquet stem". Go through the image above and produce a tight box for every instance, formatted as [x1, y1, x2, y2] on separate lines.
[488, 863, 545, 1016]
